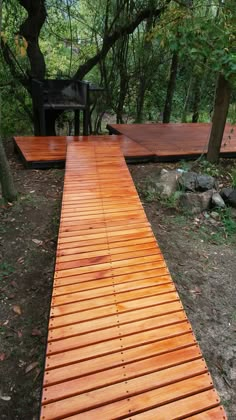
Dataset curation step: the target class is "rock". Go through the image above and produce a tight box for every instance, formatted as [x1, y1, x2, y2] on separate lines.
[210, 211, 220, 220]
[230, 208, 236, 219]
[178, 171, 197, 192]
[220, 187, 234, 200]
[227, 190, 236, 208]
[160, 169, 168, 175]
[212, 192, 226, 209]
[179, 190, 214, 214]
[208, 217, 219, 226]
[195, 174, 216, 191]
[178, 172, 216, 192]
[159, 170, 181, 197]
[149, 170, 181, 198]
[220, 188, 236, 208]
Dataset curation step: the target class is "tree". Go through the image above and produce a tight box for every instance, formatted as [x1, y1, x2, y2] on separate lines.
[163, 52, 178, 123]
[207, 73, 231, 163]
[0, 0, 17, 202]
[206, 1, 236, 162]
[2, 0, 173, 134]
[172, 0, 236, 162]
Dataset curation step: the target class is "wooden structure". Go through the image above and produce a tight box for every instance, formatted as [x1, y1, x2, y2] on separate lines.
[107, 122, 236, 160]
[14, 135, 154, 168]
[40, 140, 226, 419]
[31, 79, 90, 136]
[14, 123, 236, 169]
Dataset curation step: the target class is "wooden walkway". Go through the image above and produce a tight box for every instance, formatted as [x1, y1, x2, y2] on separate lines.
[40, 141, 226, 419]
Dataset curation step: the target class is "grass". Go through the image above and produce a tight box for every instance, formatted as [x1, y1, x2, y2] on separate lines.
[229, 168, 236, 187]
[219, 208, 236, 237]
[0, 262, 15, 281]
[196, 208, 236, 245]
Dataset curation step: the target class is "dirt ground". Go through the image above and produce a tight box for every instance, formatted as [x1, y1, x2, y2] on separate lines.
[0, 140, 235, 419]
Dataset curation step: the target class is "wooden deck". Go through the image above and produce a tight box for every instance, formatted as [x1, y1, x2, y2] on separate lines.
[40, 141, 226, 419]
[14, 123, 236, 168]
[14, 135, 154, 168]
[107, 122, 236, 160]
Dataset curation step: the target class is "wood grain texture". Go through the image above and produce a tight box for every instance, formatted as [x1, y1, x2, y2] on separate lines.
[107, 122, 236, 159]
[40, 141, 226, 419]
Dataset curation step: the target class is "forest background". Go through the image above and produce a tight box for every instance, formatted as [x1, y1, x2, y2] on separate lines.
[0, 0, 236, 166]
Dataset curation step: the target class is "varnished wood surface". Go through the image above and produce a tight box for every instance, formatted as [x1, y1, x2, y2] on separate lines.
[15, 123, 236, 168]
[40, 142, 226, 419]
[107, 122, 236, 158]
[14, 135, 154, 165]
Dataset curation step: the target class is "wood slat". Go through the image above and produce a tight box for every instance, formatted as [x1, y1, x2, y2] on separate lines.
[43, 346, 203, 404]
[48, 302, 184, 342]
[44, 334, 197, 387]
[40, 141, 226, 419]
[41, 373, 214, 419]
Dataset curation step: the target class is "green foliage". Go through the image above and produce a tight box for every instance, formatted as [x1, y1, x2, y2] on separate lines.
[1, 0, 236, 129]
[198, 159, 221, 177]
[0, 262, 15, 281]
[229, 168, 236, 187]
[217, 207, 236, 239]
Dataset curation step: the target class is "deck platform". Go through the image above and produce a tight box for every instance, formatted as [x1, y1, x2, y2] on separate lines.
[40, 141, 226, 419]
[107, 122, 236, 160]
[14, 123, 236, 169]
[13, 135, 154, 168]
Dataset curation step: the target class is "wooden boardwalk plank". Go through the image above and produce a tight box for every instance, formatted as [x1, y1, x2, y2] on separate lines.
[40, 141, 226, 419]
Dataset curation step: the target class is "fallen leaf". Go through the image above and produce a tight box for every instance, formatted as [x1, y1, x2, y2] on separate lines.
[0, 395, 11, 401]
[0, 353, 6, 361]
[17, 331, 23, 338]
[190, 287, 202, 295]
[12, 305, 21, 315]
[32, 239, 43, 246]
[18, 360, 26, 368]
[25, 361, 39, 374]
[31, 329, 42, 337]
[11, 281, 18, 288]
[33, 368, 41, 382]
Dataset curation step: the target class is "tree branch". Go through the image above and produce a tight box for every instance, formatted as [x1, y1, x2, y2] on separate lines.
[74, 2, 171, 80]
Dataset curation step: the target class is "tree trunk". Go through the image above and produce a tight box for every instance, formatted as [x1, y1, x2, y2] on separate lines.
[0, 140, 17, 202]
[192, 78, 201, 123]
[135, 87, 146, 123]
[0, 0, 17, 202]
[19, 0, 47, 80]
[181, 76, 192, 123]
[163, 53, 178, 123]
[207, 74, 231, 163]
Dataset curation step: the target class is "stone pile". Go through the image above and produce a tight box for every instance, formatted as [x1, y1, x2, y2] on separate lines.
[147, 169, 236, 214]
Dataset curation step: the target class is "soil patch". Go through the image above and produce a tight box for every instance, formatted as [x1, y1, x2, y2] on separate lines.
[0, 139, 63, 419]
[0, 144, 235, 419]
